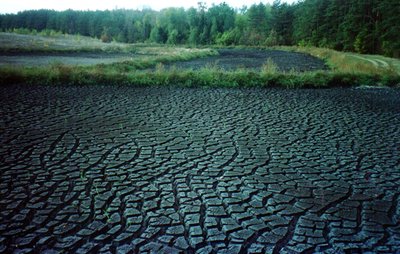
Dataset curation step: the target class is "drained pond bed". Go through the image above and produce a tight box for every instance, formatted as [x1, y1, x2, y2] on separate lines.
[166, 49, 328, 72]
[1, 85, 399, 253]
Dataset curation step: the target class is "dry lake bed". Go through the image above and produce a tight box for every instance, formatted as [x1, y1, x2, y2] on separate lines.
[0, 85, 399, 253]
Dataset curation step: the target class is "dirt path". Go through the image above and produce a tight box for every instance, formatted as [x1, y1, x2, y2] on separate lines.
[350, 54, 390, 68]
[1, 85, 399, 253]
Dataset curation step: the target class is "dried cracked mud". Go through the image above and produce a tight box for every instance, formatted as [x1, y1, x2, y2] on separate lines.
[0, 85, 399, 253]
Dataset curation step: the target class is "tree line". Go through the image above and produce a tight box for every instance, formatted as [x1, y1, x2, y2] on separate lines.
[0, 0, 399, 57]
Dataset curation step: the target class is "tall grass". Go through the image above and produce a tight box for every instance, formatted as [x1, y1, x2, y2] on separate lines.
[1, 32, 212, 54]
[3, 63, 396, 88]
[261, 58, 278, 74]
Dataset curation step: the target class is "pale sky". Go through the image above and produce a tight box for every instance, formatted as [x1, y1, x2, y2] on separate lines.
[0, 0, 298, 14]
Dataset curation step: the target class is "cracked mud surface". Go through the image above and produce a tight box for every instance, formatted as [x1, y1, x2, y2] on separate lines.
[0, 85, 399, 253]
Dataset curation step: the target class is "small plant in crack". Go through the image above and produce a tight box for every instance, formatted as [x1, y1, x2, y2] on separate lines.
[103, 207, 112, 223]
[93, 179, 100, 195]
[79, 170, 86, 182]
[126, 218, 132, 227]
[187, 131, 193, 141]
[84, 153, 90, 162]
[72, 201, 82, 215]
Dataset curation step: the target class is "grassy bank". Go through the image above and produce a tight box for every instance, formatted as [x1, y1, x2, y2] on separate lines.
[2, 62, 398, 88]
[279, 46, 400, 75]
[0, 32, 139, 54]
[0, 32, 209, 55]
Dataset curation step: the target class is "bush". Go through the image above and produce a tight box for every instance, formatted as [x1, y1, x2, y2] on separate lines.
[100, 34, 112, 43]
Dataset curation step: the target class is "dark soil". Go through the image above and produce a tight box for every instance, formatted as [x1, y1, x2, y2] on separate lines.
[168, 49, 329, 72]
[1, 85, 399, 253]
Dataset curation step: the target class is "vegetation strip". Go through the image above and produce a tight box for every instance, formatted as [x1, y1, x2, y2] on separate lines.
[0, 32, 399, 88]
[1, 63, 399, 88]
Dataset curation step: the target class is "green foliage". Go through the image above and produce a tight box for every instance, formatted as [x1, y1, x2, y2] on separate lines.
[167, 29, 178, 45]
[216, 29, 240, 46]
[0, 1, 398, 57]
[264, 30, 280, 47]
[149, 27, 162, 43]
[354, 30, 368, 54]
[294, 0, 400, 57]
[247, 3, 270, 40]
[271, 1, 294, 45]
[0, 2, 290, 48]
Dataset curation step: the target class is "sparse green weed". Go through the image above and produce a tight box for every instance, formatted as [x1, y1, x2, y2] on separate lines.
[261, 58, 278, 75]
[103, 207, 111, 222]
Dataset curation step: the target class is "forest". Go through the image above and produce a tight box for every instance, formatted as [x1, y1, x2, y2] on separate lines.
[0, 0, 399, 57]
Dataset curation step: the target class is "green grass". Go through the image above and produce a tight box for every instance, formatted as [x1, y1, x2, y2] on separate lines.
[0, 32, 137, 53]
[0, 31, 210, 54]
[346, 53, 400, 74]
[270, 46, 400, 87]
[3, 63, 395, 88]
[1, 32, 399, 88]
[277, 46, 400, 77]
